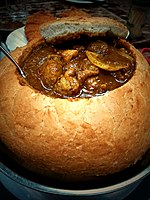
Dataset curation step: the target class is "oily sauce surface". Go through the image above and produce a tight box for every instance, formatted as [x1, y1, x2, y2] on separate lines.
[21, 37, 135, 98]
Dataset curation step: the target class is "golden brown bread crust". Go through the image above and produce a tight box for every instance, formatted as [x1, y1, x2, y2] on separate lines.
[60, 6, 91, 18]
[25, 8, 91, 42]
[0, 38, 150, 181]
[25, 11, 55, 42]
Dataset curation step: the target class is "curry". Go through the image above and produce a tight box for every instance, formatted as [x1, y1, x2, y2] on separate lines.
[21, 37, 135, 98]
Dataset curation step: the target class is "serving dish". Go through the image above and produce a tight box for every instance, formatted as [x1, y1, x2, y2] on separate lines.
[6, 27, 27, 52]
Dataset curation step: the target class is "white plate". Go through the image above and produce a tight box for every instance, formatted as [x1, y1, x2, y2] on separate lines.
[6, 27, 27, 52]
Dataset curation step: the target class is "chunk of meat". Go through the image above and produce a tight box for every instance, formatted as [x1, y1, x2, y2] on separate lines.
[77, 58, 99, 83]
[87, 40, 109, 55]
[38, 59, 62, 88]
[54, 68, 80, 97]
[79, 58, 99, 72]
[55, 76, 80, 97]
[85, 76, 100, 91]
[85, 77, 108, 93]
[65, 67, 76, 77]
[61, 50, 78, 62]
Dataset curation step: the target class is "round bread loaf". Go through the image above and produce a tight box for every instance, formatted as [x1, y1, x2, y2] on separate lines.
[0, 18, 150, 182]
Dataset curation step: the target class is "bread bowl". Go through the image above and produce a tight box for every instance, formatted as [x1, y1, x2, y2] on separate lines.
[0, 16, 150, 182]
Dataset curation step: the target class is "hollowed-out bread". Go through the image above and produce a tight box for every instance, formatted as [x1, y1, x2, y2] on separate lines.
[0, 17, 149, 182]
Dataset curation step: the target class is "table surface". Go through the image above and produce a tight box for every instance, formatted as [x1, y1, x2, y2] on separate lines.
[0, 0, 130, 30]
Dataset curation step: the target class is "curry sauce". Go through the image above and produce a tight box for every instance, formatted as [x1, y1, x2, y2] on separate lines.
[21, 37, 135, 98]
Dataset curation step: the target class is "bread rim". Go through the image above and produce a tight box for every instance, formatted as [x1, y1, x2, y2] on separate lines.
[0, 30, 150, 182]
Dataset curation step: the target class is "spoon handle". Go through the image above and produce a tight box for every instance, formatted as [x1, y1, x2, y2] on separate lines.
[0, 45, 26, 78]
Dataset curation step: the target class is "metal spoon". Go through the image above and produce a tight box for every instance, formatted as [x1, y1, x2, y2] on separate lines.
[0, 45, 26, 78]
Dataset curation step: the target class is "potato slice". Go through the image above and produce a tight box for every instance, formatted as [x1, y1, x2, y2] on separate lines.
[86, 50, 132, 71]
